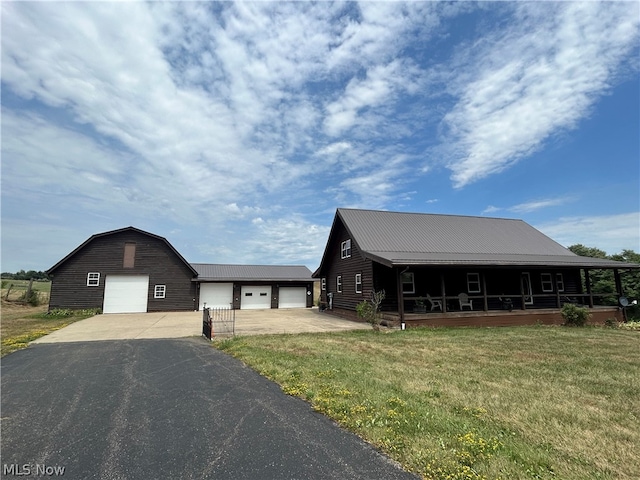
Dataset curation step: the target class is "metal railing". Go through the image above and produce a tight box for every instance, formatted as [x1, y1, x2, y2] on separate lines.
[202, 307, 235, 340]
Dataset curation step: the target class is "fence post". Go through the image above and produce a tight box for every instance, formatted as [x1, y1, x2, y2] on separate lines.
[202, 307, 212, 340]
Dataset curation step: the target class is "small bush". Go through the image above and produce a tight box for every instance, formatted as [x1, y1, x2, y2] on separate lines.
[561, 303, 590, 327]
[356, 290, 386, 331]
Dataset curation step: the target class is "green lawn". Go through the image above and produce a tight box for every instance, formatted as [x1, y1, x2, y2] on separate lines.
[214, 326, 640, 480]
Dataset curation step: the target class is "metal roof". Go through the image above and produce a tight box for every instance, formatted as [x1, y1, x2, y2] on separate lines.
[191, 263, 313, 282]
[329, 209, 639, 269]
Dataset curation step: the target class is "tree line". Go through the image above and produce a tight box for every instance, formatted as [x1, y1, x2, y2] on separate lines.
[1, 270, 51, 281]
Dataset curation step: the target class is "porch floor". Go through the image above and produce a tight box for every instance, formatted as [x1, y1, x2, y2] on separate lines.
[379, 306, 621, 328]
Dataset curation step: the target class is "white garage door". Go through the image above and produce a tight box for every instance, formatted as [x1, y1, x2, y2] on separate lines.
[199, 283, 233, 310]
[241, 286, 272, 310]
[278, 287, 307, 308]
[103, 275, 149, 314]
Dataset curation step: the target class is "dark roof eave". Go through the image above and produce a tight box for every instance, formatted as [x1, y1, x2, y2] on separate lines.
[360, 251, 640, 269]
[195, 277, 313, 282]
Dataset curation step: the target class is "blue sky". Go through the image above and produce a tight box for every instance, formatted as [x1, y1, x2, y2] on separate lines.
[1, 1, 639, 273]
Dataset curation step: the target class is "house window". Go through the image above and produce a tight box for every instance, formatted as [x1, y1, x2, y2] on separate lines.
[355, 274, 362, 294]
[337, 275, 342, 293]
[123, 242, 136, 268]
[341, 239, 351, 259]
[401, 272, 415, 294]
[556, 273, 565, 292]
[321, 278, 326, 291]
[87, 272, 100, 286]
[154, 285, 166, 299]
[541, 273, 554, 292]
[467, 273, 481, 293]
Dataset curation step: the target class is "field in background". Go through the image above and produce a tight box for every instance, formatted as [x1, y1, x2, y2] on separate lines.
[216, 327, 640, 480]
[1, 284, 97, 356]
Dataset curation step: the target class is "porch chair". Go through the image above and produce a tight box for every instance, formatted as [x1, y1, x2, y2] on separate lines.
[426, 293, 442, 311]
[458, 293, 473, 310]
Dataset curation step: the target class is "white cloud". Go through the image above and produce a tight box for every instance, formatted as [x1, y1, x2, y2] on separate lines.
[441, 2, 640, 188]
[536, 213, 640, 254]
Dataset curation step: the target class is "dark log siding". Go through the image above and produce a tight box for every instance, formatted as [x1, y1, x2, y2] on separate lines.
[319, 219, 373, 311]
[49, 231, 196, 312]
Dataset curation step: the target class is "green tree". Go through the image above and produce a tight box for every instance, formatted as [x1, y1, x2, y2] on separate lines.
[570, 245, 640, 319]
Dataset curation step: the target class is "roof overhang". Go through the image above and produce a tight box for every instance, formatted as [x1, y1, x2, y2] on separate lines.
[363, 251, 640, 269]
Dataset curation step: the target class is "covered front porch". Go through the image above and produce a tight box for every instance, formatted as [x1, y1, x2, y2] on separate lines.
[374, 263, 634, 326]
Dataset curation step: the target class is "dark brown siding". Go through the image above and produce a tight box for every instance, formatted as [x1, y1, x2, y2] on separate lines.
[321, 218, 374, 312]
[49, 231, 196, 312]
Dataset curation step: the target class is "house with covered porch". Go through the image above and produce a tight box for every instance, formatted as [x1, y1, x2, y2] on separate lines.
[313, 208, 639, 327]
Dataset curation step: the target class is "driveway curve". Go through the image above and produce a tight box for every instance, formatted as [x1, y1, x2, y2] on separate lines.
[32, 308, 368, 344]
[1, 338, 417, 480]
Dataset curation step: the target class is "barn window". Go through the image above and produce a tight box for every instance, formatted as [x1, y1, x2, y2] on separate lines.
[337, 275, 342, 293]
[401, 272, 415, 294]
[123, 242, 136, 268]
[355, 273, 362, 293]
[321, 278, 326, 290]
[154, 285, 166, 299]
[467, 273, 481, 293]
[541, 273, 554, 292]
[341, 239, 351, 259]
[87, 272, 100, 286]
[556, 273, 565, 292]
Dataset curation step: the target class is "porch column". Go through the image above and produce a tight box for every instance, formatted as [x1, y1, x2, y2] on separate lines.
[440, 273, 447, 313]
[520, 273, 526, 310]
[584, 269, 594, 308]
[482, 273, 488, 311]
[396, 267, 405, 327]
[614, 268, 623, 298]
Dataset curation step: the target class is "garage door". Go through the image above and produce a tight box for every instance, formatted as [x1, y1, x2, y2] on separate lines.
[278, 287, 307, 308]
[103, 275, 149, 314]
[240, 286, 272, 309]
[199, 283, 233, 310]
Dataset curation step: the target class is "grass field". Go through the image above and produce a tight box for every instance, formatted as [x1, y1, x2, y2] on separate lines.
[215, 326, 640, 480]
[1, 284, 97, 356]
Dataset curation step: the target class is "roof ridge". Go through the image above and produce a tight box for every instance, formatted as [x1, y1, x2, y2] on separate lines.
[337, 207, 525, 222]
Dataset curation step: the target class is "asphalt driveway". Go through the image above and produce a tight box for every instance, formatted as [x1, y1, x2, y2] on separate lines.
[32, 308, 367, 344]
[1, 338, 417, 480]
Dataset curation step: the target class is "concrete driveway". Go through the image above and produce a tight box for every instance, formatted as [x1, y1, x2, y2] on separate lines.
[32, 308, 367, 344]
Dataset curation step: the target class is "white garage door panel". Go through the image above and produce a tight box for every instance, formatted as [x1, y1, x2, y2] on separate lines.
[278, 287, 307, 308]
[241, 286, 272, 310]
[103, 275, 149, 314]
[200, 283, 233, 310]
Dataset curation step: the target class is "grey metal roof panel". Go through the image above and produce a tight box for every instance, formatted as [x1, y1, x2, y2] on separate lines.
[338, 208, 574, 256]
[336, 209, 639, 269]
[191, 264, 313, 281]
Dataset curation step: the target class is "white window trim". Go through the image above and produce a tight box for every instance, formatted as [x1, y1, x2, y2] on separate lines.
[154, 284, 166, 299]
[321, 278, 326, 291]
[401, 272, 415, 294]
[87, 272, 100, 287]
[556, 273, 565, 292]
[541, 273, 554, 293]
[337, 275, 342, 293]
[467, 273, 481, 293]
[341, 239, 351, 259]
[355, 273, 362, 294]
